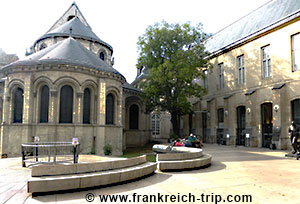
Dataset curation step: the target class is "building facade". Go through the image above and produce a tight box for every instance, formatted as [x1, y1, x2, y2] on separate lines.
[0, 3, 151, 157]
[185, 0, 300, 150]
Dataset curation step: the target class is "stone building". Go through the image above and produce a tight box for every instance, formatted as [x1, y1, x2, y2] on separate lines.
[132, 67, 172, 142]
[185, 0, 300, 150]
[0, 3, 151, 157]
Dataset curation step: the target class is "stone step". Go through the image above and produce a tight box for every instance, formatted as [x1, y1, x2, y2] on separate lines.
[31, 155, 146, 177]
[28, 162, 157, 193]
[157, 153, 212, 171]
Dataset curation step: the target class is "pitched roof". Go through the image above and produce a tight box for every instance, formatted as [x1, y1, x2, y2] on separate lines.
[205, 0, 300, 56]
[2, 38, 122, 77]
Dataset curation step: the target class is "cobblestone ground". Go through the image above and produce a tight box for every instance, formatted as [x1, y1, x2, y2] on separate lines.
[0, 144, 299, 204]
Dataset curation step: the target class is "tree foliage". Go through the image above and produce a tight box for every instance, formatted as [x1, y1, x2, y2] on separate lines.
[137, 21, 210, 136]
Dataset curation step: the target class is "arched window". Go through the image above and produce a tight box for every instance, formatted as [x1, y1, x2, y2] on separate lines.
[106, 93, 114, 124]
[39, 43, 47, 50]
[13, 88, 24, 123]
[83, 88, 91, 124]
[40, 85, 49, 123]
[59, 85, 73, 123]
[129, 104, 139, 129]
[99, 52, 105, 61]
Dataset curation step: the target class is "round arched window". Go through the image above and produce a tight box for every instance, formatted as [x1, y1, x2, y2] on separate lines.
[99, 52, 105, 61]
[39, 43, 47, 50]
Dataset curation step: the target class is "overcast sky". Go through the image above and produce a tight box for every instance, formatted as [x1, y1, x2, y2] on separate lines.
[0, 0, 270, 83]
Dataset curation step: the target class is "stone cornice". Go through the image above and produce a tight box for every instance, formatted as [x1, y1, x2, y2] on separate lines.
[3, 64, 126, 84]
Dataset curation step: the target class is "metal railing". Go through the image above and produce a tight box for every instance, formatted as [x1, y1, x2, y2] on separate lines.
[21, 142, 80, 167]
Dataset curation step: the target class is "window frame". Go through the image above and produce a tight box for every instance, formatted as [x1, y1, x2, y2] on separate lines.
[105, 93, 115, 125]
[292, 33, 300, 72]
[237, 55, 245, 85]
[261, 45, 271, 78]
[218, 63, 224, 89]
[39, 85, 49, 123]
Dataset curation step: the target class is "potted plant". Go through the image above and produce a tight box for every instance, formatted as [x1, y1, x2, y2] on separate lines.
[103, 144, 112, 155]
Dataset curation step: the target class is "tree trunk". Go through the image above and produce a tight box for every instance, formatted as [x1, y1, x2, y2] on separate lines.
[171, 112, 180, 137]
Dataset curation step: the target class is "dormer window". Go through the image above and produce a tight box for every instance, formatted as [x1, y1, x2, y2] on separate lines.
[67, 15, 75, 21]
[99, 52, 105, 61]
[39, 43, 47, 50]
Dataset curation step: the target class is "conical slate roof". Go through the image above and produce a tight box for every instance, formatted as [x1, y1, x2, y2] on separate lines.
[35, 17, 113, 52]
[2, 37, 122, 77]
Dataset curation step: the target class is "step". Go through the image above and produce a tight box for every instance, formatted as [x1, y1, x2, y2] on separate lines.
[157, 153, 212, 171]
[28, 162, 157, 193]
[31, 155, 146, 177]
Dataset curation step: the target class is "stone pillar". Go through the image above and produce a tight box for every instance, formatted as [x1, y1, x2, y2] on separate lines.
[272, 89, 281, 149]
[0, 81, 10, 157]
[22, 75, 34, 145]
[95, 79, 106, 155]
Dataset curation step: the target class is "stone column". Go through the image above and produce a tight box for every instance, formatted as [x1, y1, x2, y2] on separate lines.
[95, 78, 106, 155]
[0, 80, 10, 157]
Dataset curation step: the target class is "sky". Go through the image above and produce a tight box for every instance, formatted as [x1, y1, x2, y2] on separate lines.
[0, 0, 270, 83]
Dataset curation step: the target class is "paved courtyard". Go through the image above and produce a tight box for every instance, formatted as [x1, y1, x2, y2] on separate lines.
[0, 144, 300, 204]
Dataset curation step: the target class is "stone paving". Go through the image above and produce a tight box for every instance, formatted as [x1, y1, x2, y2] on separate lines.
[0, 144, 300, 204]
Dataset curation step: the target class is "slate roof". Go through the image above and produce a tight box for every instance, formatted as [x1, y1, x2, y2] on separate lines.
[35, 17, 113, 52]
[131, 67, 150, 86]
[2, 37, 122, 77]
[205, 0, 300, 56]
[122, 82, 142, 93]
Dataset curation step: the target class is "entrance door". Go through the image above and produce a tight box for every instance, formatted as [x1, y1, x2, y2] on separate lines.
[202, 112, 207, 143]
[261, 103, 273, 148]
[236, 106, 246, 145]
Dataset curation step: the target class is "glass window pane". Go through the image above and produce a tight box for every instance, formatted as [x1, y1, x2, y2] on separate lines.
[40, 85, 49, 123]
[83, 88, 91, 124]
[59, 85, 73, 123]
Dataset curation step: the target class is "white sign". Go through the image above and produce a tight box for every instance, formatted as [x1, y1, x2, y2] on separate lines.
[226, 134, 230, 138]
[246, 133, 250, 138]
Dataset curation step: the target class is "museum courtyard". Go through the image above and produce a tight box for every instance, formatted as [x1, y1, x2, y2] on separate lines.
[0, 144, 299, 204]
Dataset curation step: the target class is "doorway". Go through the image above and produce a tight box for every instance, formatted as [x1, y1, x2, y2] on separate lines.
[236, 106, 246, 145]
[261, 103, 273, 148]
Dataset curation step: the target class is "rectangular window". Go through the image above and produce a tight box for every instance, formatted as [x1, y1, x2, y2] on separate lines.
[237, 55, 245, 84]
[203, 69, 208, 89]
[262, 45, 271, 78]
[218, 63, 224, 89]
[292, 33, 300, 72]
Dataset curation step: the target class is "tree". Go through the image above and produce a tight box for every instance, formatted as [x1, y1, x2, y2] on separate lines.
[137, 21, 210, 137]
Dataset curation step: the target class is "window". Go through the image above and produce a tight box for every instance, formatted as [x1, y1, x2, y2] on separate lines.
[292, 33, 300, 72]
[39, 43, 47, 51]
[83, 88, 91, 124]
[151, 114, 160, 137]
[40, 85, 49, 123]
[59, 85, 73, 123]
[129, 104, 139, 129]
[262, 45, 271, 78]
[218, 108, 224, 128]
[13, 88, 23, 123]
[292, 99, 300, 124]
[237, 55, 245, 84]
[218, 63, 224, 89]
[203, 69, 208, 89]
[106, 93, 114, 124]
[99, 52, 105, 61]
